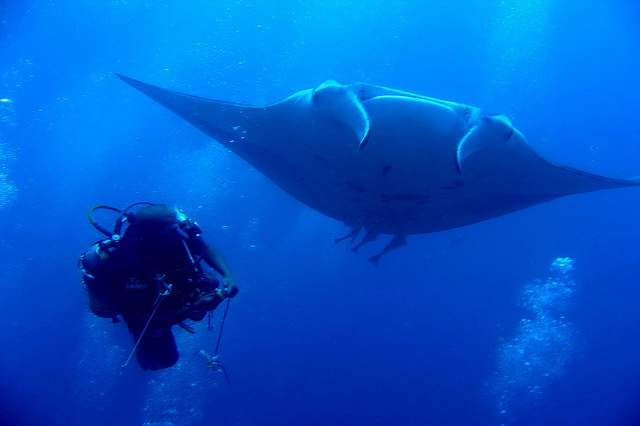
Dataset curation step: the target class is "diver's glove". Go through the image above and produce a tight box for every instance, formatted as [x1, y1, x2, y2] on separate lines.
[219, 277, 239, 298]
[189, 292, 223, 321]
[223, 285, 239, 298]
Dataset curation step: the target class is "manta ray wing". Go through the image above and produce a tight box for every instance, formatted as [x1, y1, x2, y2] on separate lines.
[454, 113, 640, 212]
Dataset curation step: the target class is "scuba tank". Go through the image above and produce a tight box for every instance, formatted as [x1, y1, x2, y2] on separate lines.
[79, 202, 157, 318]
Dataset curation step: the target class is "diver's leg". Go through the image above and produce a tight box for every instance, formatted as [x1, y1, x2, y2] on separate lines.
[124, 318, 179, 370]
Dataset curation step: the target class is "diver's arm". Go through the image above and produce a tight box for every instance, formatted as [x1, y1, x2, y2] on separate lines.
[202, 244, 237, 296]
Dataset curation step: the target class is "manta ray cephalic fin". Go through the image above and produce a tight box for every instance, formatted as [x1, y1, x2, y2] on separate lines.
[455, 114, 515, 174]
[312, 80, 371, 150]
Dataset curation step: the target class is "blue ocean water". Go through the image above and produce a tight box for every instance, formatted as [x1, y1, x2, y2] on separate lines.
[1, 0, 640, 424]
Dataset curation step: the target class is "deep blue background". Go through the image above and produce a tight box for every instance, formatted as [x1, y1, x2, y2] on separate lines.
[1, 1, 640, 425]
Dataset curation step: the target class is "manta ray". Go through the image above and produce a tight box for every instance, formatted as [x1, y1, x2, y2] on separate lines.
[116, 74, 639, 263]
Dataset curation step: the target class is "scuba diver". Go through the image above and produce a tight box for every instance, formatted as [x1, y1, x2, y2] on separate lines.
[79, 202, 238, 370]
